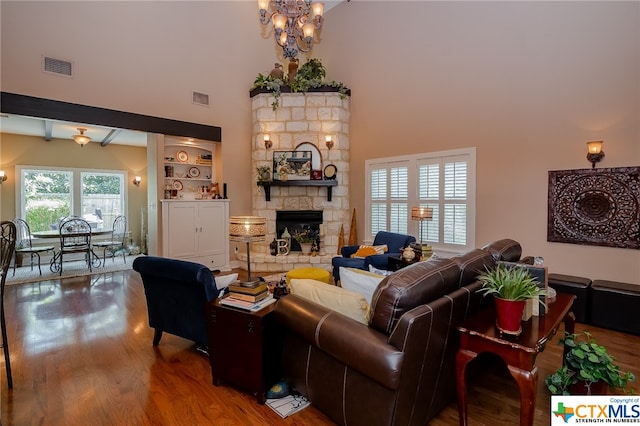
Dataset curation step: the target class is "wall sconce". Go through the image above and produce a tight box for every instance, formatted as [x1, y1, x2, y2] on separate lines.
[586, 141, 605, 168]
[133, 176, 141, 187]
[0, 170, 7, 184]
[325, 135, 334, 150]
[264, 134, 273, 150]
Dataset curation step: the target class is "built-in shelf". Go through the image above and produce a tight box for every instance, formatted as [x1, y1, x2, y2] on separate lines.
[257, 180, 338, 202]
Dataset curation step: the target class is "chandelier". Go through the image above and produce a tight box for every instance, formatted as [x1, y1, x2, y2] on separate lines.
[258, 0, 325, 60]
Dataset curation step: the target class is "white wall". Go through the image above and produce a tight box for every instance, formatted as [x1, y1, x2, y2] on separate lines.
[315, 1, 640, 284]
[1, 1, 280, 217]
[2, 1, 639, 284]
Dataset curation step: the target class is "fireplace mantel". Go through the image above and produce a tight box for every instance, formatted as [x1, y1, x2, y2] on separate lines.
[249, 85, 351, 98]
[257, 180, 338, 201]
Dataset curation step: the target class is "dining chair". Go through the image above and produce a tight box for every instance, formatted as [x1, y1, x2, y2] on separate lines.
[13, 218, 55, 276]
[92, 215, 128, 266]
[54, 217, 96, 276]
[1, 221, 17, 388]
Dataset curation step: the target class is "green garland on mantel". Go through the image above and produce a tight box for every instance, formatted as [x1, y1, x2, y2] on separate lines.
[252, 58, 350, 110]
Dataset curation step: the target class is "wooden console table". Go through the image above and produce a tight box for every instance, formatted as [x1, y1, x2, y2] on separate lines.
[456, 292, 576, 426]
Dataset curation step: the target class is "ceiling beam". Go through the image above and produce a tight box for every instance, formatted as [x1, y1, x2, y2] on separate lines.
[100, 129, 121, 146]
[1, 91, 222, 142]
[44, 120, 53, 141]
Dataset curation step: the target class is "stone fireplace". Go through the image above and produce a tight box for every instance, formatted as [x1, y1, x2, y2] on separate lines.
[242, 88, 351, 273]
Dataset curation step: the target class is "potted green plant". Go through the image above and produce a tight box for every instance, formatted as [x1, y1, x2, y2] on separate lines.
[477, 263, 546, 335]
[256, 165, 272, 183]
[252, 58, 350, 110]
[546, 331, 636, 395]
[292, 228, 318, 255]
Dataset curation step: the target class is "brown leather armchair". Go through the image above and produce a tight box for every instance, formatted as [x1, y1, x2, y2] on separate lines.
[274, 239, 524, 426]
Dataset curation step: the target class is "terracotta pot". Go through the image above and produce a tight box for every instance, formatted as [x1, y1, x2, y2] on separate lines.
[494, 298, 526, 336]
[299, 243, 312, 255]
[569, 380, 609, 395]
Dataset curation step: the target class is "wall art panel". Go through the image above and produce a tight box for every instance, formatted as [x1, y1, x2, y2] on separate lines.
[547, 167, 640, 249]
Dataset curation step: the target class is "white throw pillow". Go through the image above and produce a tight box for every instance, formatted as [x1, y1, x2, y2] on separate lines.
[339, 267, 386, 305]
[214, 273, 238, 290]
[289, 278, 370, 324]
[368, 265, 394, 276]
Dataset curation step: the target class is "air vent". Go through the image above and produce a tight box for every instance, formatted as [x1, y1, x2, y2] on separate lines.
[43, 56, 73, 77]
[192, 91, 210, 106]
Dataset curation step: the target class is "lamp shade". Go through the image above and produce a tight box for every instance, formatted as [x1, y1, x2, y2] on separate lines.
[587, 141, 603, 154]
[73, 128, 91, 146]
[229, 216, 266, 242]
[411, 207, 433, 220]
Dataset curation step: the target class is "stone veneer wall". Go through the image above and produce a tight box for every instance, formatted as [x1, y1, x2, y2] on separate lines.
[245, 90, 351, 274]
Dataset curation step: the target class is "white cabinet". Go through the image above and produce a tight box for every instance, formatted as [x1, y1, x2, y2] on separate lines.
[161, 200, 230, 271]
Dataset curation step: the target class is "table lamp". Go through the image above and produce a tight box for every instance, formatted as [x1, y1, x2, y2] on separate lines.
[411, 207, 433, 256]
[229, 216, 266, 287]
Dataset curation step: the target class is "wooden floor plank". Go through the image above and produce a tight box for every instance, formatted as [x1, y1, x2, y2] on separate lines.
[1, 268, 638, 425]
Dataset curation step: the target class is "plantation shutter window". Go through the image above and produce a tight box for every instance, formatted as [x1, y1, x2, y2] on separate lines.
[367, 163, 409, 240]
[366, 148, 475, 254]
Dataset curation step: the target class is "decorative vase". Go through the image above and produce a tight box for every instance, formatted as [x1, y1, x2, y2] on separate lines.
[269, 63, 284, 80]
[299, 243, 312, 255]
[402, 246, 415, 262]
[287, 58, 298, 83]
[258, 170, 271, 182]
[494, 297, 526, 335]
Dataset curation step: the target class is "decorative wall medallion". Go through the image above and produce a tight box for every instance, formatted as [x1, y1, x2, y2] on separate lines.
[547, 167, 640, 249]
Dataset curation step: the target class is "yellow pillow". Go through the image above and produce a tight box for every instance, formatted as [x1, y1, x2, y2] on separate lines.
[350, 244, 388, 259]
[289, 278, 370, 324]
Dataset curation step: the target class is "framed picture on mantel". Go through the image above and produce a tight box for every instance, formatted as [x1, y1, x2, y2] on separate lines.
[273, 151, 312, 181]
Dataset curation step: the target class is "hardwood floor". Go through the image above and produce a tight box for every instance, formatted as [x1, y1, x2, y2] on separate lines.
[1, 268, 639, 425]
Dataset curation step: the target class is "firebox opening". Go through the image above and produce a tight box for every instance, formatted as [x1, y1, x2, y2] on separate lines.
[276, 210, 323, 252]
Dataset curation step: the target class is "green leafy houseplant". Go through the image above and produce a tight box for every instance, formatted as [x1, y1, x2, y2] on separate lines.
[477, 264, 546, 335]
[477, 263, 546, 303]
[292, 228, 318, 245]
[252, 58, 349, 110]
[546, 331, 636, 395]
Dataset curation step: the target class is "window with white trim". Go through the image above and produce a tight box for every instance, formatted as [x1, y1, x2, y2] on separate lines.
[365, 148, 476, 255]
[17, 166, 127, 232]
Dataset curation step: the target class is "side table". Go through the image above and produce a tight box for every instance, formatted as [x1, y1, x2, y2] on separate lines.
[387, 255, 420, 272]
[456, 292, 576, 426]
[206, 298, 280, 404]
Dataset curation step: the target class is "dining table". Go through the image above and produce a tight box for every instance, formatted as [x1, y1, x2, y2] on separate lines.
[32, 228, 113, 272]
[31, 229, 113, 239]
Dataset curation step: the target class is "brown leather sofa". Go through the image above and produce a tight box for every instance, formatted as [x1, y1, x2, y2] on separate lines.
[274, 239, 525, 426]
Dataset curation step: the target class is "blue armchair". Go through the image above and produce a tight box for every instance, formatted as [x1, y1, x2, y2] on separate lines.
[132, 256, 220, 349]
[331, 231, 416, 283]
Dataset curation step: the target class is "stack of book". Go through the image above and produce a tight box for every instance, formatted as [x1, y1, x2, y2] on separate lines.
[220, 282, 276, 311]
